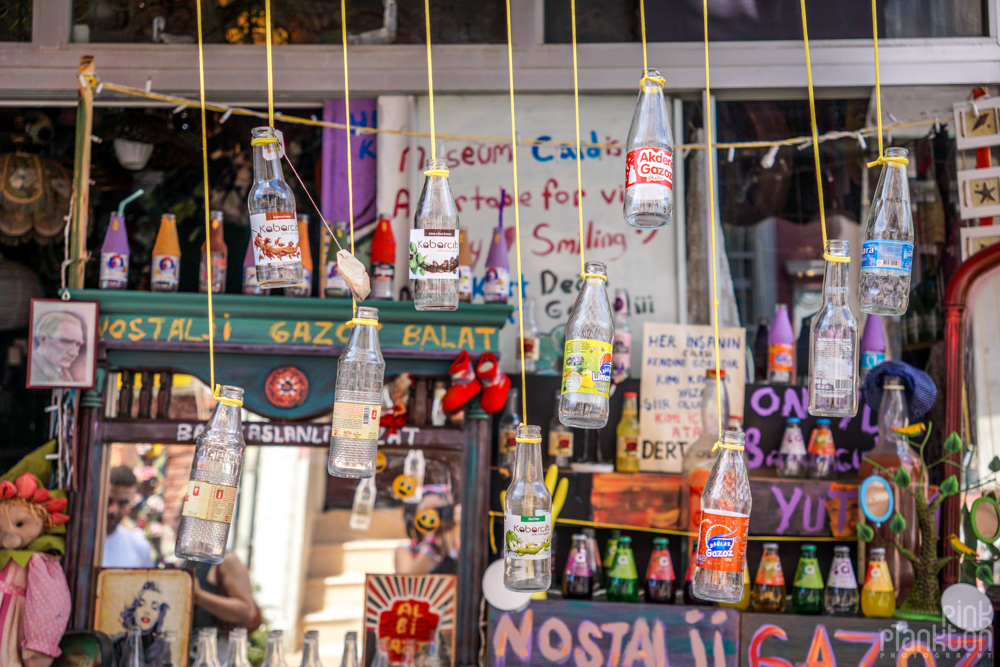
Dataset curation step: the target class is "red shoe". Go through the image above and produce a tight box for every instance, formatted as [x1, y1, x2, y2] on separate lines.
[476, 352, 510, 414]
[441, 351, 481, 412]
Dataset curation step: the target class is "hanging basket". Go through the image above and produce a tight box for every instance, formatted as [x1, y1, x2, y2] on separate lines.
[0, 153, 71, 245]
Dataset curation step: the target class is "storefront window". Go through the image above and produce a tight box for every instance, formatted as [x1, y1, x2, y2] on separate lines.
[0, 0, 31, 42]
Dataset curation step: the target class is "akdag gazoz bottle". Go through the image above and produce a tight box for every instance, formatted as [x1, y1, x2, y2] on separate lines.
[768, 304, 795, 383]
[776, 417, 807, 478]
[248, 126, 303, 289]
[624, 69, 673, 229]
[504, 424, 552, 591]
[559, 262, 614, 429]
[411, 159, 460, 311]
[809, 240, 859, 417]
[175, 385, 246, 564]
[692, 429, 752, 603]
[860, 147, 913, 316]
[328, 307, 386, 478]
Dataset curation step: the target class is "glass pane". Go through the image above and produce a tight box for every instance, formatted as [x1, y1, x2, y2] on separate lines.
[0, 0, 31, 42]
[966, 266, 1000, 486]
[71, 0, 506, 43]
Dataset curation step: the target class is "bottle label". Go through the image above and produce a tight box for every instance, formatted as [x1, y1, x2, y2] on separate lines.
[504, 512, 551, 561]
[409, 230, 459, 280]
[861, 240, 914, 273]
[373, 262, 395, 280]
[243, 266, 262, 295]
[808, 429, 836, 456]
[561, 339, 612, 397]
[812, 338, 856, 400]
[181, 480, 237, 524]
[326, 259, 347, 292]
[646, 552, 675, 581]
[151, 254, 179, 287]
[755, 554, 785, 586]
[499, 428, 518, 455]
[200, 254, 226, 291]
[458, 265, 473, 295]
[829, 559, 858, 589]
[250, 212, 301, 267]
[612, 332, 632, 379]
[549, 430, 573, 458]
[330, 402, 382, 441]
[484, 267, 509, 298]
[101, 252, 129, 283]
[864, 560, 893, 591]
[695, 509, 749, 573]
[617, 435, 639, 463]
[768, 343, 795, 376]
[860, 351, 885, 371]
[610, 550, 638, 579]
[517, 337, 540, 361]
[566, 548, 594, 577]
[780, 427, 807, 456]
[625, 147, 673, 190]
[793, 557, 824, 589]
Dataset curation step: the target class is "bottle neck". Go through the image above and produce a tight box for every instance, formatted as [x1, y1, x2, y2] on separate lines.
[822, 257, 849, 305]
[512, 441, 542, 482]
[227, 634, 249, 665]
[342, 639, 359, 667]
[700, 380, 729, 436]
[264, 637, 285, 664]
[302, 638, 321, 666]
[622, 396, 637, 416]
[253, 146, 285, 183]
[207, 400, 242, 434]
[196, 635, 217, 662]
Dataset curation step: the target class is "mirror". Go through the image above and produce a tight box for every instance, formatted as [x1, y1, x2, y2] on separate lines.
[971, 495, 1000, 543]
[860, 474, 894, 525]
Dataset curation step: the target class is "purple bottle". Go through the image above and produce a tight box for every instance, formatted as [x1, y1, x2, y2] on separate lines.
[859, 314, 886, 382]
[242, 239, 262, 295]
[768, 304, 795, 384]
[483, 189, 510, 304]
[563, 533, 594, 599]
[99, 213, 130, 290]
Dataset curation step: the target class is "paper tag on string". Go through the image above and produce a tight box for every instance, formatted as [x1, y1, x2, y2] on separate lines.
[338, 249, 371, 301]
[262, 129, 286, 161]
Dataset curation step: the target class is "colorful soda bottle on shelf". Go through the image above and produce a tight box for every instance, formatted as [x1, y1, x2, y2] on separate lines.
[719, 563, 751, 610]
[483, 197, 510, 304]
[458, 228, 473, 303]
[412, 158, 460, 311]
[752, 542, 787, 613]
[615, 392, 641, 472]
[768, 304, 795, 383]
[684, 540, 712, 606]
[808, 418, 837, 480]
[563, 533, 595, 600]
[612, 288, 632, 383]
[151, 213, 180, 292]
[548, 389, 573, 469]
[200, 210, 227, 294]
[324, 221, 350, 298]
[693, 429, 752, 603]
[825, 545, 860, 615]
[644, 537, 675, 604]
[791, 544, 824, 614]
[624, 69, 673, 229]
[861, 547, 895, 618]
[602, 529, 621, 588]
[498, 388, 521, 472]
[518, 298, 541, 373]
[99, 212, 129, 290]
[284, 214, 313, 297]
[559, 262, 614, 429]
[242, 240, 262, 295]
[248, 127, 303, 289]
[327, 307, 386, 478]
[860, 147, 913, 316]
[777, 417, 808, 478]
[682, 368, 730, 529]
[809, 240, 859, 417]
[859, 314, 886, 382]
[606, 535, 639, 602]
[370, 214, 396, 301]
[504, 424, 552, 592]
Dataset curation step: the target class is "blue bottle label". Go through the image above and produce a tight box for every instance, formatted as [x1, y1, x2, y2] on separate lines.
[861, 240, 913, 273]
[860, 351, 885, 370]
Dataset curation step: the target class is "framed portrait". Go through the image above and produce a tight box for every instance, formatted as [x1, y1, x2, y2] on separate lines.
[27, 299, 98, 389]
[94, 569, 193, 667]
[363, 574, 457, 667]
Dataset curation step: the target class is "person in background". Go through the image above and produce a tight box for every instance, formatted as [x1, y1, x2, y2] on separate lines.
[187, 552, 259, 661]
[103, 465, 154, 568]
[395, 486, 461, 575]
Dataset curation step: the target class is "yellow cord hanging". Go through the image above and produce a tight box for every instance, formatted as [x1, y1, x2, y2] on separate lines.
[265, 0, 274, 128]
[637, 0, 664, 88]
[424, 0, 439, 163]
[569, 0, 587, 278]
[340, 0, 357, 318]
[213, 385, 244, 406]
[349, 318, 379, 328]
[505, 0, 528, 421]
[865, 0, 908, 169]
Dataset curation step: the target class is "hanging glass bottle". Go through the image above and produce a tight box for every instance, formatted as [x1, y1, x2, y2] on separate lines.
[261, 630, 288, 667]
[175, 385, 246, 563]
[121, 625, 146, 667]
[504, 424, 552, 591]
[300, 630, 322, 667]
[100, 212, 130, 290]
[559, 262, 614, 428]
[225, 628, 252, 667]
[192, 627, 221, 667]
[328, 307, 386, 478]
[860, 147, 913, 315]
[411, 159, 460, 311]
[624, 70, 673, 229]
[808, 240, 859, 417]
[248, 127, 303, 289]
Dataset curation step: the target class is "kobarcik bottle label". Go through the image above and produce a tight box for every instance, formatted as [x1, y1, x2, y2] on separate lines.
[794, 558, 824, 589]
[861, 240, 914, 273]
[330, 402, 382, 441]
[250, 211, 301, 267]
[409, 230, 459, 280]
[549, 431, 573, 457]
[696, 509, 749, 573]
[504, 512, 551, 561]
[755, 554, 785, 586]
[181, 480, 238, 524]
[625, 147, 673, 190]
[101, 253, 128, 282]
[152, 254, 179, 286]
[561, 339, 612, 397]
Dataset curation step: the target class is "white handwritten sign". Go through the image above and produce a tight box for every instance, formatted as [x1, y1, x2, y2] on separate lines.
[639, 322, 747, 473]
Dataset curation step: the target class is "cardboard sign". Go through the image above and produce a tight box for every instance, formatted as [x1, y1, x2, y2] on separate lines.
[363, 574, 457, 667]
[639, 323, 746, 473]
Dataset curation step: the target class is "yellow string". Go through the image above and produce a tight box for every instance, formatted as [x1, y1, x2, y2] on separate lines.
[250, 137, 278, 146]
[424, 0, 438, 161]
[570, 0, 586, 278]
[423, 169, 449, 177]
[637, 0, 664, 88]
[865, 0, 909, 169]
[194, 0, 216, 391]
[505, 0, 528, 422]
[340, 0, 357, 318]
[702, 0, 723, 439]
[212, 385, 244, 407]
[265, 0, 274, 128]
[349, 318, 379, 327]
[515, 437, 541, 444]
[580, 272, 606, 281]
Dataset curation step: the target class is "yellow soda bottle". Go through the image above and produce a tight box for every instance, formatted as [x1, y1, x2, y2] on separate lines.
[616, 392, 641, 472]
[719, 563, 751, 610]
[861, 547, 895, 618]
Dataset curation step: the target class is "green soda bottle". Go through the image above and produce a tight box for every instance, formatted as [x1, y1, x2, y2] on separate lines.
[606, 535, 638, 602]
[791, 544, 824, 614]
[601, 529, 621, 588]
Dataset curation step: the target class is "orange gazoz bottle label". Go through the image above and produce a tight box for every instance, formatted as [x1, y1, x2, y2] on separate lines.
[695, 509, 750, 574]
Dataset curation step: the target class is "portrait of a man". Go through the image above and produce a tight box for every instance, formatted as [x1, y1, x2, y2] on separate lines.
[27, 299, 98, 389]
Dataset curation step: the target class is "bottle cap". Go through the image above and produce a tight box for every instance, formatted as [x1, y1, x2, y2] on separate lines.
[617, 536, 632, 545]
[787, 417, 801, 424]
[871, 547, 886, 555]
[706, 368, 726, 378]
[653, 537, 669, 547]
[817, 418, 831, 425]
[763, 542, 778, 549]
[802, 544, 817, 552]
[624, 392, 638, 397]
